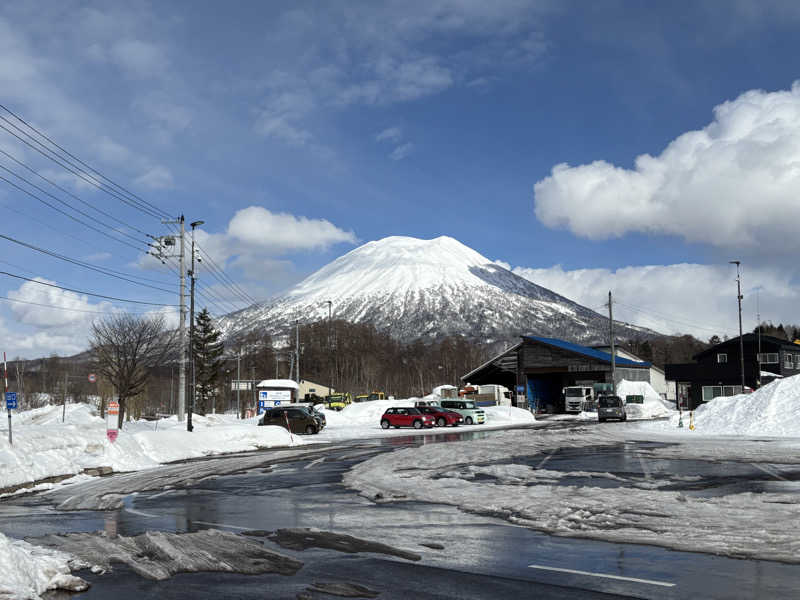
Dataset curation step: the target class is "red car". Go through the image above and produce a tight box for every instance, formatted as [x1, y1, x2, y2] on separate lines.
[416, 406, 462, 427]
[380, 407, 435, 430]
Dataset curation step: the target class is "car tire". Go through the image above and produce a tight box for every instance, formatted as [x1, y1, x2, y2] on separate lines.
[437, 417, 446, 428]
[598, 417, 606, 423]
[381, 419, 390, 429]
[305, 425, 316, 435]
[465, 417, 473, 425]
[622, 415, 628, 422]
[413, 420, 423, 429]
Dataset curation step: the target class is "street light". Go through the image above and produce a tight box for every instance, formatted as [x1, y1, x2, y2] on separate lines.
[187, 220, 204, 432]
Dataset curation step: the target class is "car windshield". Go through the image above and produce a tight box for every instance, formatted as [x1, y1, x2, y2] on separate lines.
[463, 402, 476, 409]
[565, 388, 584, 397]
[598, 396, 622, 408]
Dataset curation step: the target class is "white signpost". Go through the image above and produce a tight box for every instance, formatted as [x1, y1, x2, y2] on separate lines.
[107, 400, 119, 443]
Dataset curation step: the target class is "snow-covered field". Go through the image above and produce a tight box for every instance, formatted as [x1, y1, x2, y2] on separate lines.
[0, 403, 298, 493]
[0, 398, 535, 495]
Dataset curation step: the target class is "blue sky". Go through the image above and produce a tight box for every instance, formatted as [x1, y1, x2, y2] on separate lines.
[1, 1, 800, 357]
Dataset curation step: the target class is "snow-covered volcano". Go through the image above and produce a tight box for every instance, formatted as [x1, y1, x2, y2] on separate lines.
[217, 236, 659, 343]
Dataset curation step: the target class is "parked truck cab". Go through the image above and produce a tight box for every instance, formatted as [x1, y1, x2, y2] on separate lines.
[563, 386, 594, 413]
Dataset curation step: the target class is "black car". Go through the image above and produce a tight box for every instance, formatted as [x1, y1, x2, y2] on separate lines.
[258, 407, 320, 434]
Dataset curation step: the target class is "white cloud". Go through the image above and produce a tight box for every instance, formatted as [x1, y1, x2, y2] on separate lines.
[510, 262, 800, 339]
[7, 278, 111, 328]
[376, 127, 403, 143]
[534, 83, 800, 253]
[134, 165, 174, 189]
[177, 207, 357, 285]
[389, 142, 414, 161]
[226, 206, 356, 252]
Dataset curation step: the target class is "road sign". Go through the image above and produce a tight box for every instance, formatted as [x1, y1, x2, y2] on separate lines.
[515, 385, 524, 393]
[107, 429, 118, 443]
[88, 373, 97, 383]
[5, 392, 17, 410]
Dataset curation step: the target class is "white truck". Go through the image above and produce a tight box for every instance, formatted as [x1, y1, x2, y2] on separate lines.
[563, 386, 594, 413]
[477, 384, 512, 406]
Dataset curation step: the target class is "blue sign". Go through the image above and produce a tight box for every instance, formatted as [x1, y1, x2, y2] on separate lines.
[273, 400, 281, 406]
[5, 392, 17, 410]
[515, 385, 524, 393]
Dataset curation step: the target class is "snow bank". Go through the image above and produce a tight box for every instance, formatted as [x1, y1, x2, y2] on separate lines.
[0, 403, 299, 492]
[0, 532, 88, 599]
[639, 374, 800, 436]
[482, 405, 536, 425]
[616, 380, 672, 419]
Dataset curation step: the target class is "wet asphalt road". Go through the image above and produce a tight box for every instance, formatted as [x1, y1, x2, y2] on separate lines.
[3, 425, 800, 599]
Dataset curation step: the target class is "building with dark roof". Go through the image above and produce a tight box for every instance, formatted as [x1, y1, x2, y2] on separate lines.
[665, 334, 800, 410]
[461, 336, 651, 413]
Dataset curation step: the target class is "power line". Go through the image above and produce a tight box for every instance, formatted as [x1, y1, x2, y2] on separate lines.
[0, 107, 170, 220]
[0, 146, 153, 238]
[0, 271, 177, 306]
[614, 300, 732, 334]
[0, 161, 149, 247]
[0, 173, 148, 253]
[0, 295, 150, 315]
[0, 232, 177, 294]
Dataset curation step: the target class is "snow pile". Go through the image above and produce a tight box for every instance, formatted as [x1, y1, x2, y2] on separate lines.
[616, 380, 672, 419]
[0, 403, 299, 492]
[431, 384, 457, 396]
[0, 532, 88, 599]
[482, 405, 535, 425]
[643, 375, 800, 436]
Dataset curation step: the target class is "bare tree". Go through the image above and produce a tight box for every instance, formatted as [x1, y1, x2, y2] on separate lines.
[90, 313, 178, 428]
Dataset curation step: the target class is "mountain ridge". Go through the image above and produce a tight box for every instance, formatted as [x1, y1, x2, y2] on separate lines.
[217, 235, 662, 345]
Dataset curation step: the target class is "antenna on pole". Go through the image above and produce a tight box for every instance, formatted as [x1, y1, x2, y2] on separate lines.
[730, 261, 745, 390]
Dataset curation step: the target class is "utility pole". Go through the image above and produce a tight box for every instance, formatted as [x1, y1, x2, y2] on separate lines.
[236, 350, 241, 419]
[153, 216, 187, 421]
[187, 220, 204, 432]
[608, 290, 616, 395]
[62, 371, 68, 423]
[5, 352, 11, 446]
[295, 319, 300, 385]
[327, 300, 333, 392]
[730, 261, 745, 389]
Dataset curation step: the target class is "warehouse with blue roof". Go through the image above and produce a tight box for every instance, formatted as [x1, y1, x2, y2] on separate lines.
[461, 335, 652, 413]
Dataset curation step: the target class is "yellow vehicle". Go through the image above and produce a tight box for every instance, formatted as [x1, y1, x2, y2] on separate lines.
[354, 391, 385, 402]
[325, 392, 352, 411]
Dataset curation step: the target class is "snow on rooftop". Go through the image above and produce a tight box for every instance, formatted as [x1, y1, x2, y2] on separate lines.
[256, 379, 299, 389]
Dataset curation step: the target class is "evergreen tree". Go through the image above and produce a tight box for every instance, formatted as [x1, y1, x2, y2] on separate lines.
[193, 308, 224, 415]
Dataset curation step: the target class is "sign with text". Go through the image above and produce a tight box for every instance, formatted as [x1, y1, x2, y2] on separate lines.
[5, 392, 17, 410]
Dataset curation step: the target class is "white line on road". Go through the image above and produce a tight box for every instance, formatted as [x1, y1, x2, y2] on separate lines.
[124, 507, 160, 519]
[528, 565, 675, 587]
[751, 463, 788, 481]
[304, 457, 326, 470]
[148, 489, 175, 500]
[193, 520, 252, 531]
[536, 450, 555, 469]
